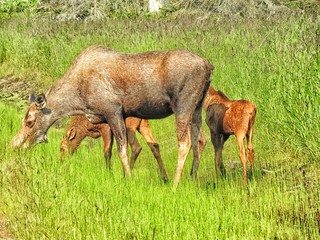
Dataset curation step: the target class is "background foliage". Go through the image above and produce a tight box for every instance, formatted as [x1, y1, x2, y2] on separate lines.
[0, 0, 320, 19]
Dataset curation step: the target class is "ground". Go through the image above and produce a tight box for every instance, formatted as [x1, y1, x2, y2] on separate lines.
[0, 77, 40, 107]
[0, 215, 11, 239]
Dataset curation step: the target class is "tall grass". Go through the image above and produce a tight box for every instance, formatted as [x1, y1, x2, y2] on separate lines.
[0, 14, 319, 159]
[1, 13, 320, 238]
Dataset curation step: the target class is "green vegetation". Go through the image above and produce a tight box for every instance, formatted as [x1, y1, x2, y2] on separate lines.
[1, 2, 320, 239]
[0, 0, 319, 20]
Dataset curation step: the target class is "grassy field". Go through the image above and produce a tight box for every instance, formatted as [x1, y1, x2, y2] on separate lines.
[0, 12, 320, 239]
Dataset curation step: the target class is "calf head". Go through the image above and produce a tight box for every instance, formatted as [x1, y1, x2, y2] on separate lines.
[12, 93, 50, 148]
[60, 127, 77, 156]
[60, 119, 103, 157]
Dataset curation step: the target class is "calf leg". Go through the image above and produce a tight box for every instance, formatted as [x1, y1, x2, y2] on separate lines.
[190, 106, 203, 178]
[211, 132, 226, 179]
[247, 112, 256, 180]
[173, 116, 192, 189]
[236, 132, 248, 184]
[246, 132, 254, 179]
[138, 120, 168, 182]
[127, 128, 142, 170]
[107, 114, 131, 177]
[198, 128, 207, 158]
[100, 125, 113, 170]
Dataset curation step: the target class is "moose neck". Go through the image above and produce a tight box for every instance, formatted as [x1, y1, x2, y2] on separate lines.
[44, 81, 86, 126]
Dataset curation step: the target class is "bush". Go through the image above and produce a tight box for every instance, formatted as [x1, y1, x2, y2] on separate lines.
[0, 0, 38, 13]
[1, 0, 319, 20]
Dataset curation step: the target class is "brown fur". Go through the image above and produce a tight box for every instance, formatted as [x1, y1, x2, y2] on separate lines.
[60, 115, 168, 182]
[193, 86, 256, 184]
[12, 45, 214, 189]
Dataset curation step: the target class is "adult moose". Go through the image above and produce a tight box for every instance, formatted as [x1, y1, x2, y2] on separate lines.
[12, 45, 214, 188]
[60, 115, 168, 182]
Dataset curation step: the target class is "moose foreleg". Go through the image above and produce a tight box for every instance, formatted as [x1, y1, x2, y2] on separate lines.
[107, 115, 131, 177]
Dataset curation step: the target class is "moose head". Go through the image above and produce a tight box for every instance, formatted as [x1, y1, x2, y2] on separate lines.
[12, 92, 51, 148]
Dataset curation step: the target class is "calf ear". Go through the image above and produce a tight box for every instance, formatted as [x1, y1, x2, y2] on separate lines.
[35, 93, 47, 110]
[29, 92, 36, 104]
[67, 127, 77, 141]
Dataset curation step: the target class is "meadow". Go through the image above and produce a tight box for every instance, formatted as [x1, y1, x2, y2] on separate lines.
[0, 11, 320, 239]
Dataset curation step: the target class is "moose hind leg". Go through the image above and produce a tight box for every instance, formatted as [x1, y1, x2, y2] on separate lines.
[173, 116, 192, 189]
[190, 106, 203, 179]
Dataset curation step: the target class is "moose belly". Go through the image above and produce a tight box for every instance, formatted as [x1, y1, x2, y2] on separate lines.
[124, 99, 174, 119]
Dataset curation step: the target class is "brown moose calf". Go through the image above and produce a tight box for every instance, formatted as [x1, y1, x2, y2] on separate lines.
[60, 115, 168, 182]
[202, 86, 256, 184]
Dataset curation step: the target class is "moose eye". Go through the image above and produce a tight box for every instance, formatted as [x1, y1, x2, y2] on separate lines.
[26, 120, 35, 128]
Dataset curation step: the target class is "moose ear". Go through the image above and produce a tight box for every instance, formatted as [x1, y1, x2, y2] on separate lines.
[35, 93, 47, 110]
[67, 127, 77, 141]
[29, 92, 36, 104]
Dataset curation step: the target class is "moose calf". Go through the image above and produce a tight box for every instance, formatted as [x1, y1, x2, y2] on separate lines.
[60, 115, 168, 182]
[200, 86, 257, 184]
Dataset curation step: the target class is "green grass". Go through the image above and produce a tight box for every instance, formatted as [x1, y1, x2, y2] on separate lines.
[1, 13, 320, 239]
